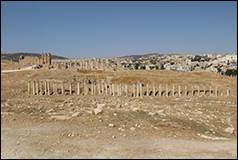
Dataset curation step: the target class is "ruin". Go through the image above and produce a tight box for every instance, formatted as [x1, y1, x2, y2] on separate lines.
[27, 79, 231, 98]
[38, 53, 52, 65]
[51, 58, 124, 71]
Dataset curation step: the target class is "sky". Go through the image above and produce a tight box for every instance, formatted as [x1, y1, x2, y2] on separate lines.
[1, 1, 237, 58]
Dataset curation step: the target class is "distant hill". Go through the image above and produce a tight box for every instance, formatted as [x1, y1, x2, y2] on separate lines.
[119, 52, 237, 59]
[1, 52, 68, 62]
[119, 53, 164, 59]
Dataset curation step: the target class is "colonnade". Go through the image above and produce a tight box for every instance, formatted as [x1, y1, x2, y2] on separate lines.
[27, 79, 231, 97]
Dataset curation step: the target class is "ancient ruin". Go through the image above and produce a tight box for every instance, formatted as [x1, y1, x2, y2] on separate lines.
[27, 79, 231, 97]
[51, 58, 124, 71]
[38, 53, 52, 65]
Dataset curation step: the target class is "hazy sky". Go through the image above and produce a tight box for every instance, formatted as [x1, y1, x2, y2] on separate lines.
[1, 1, 237, 58]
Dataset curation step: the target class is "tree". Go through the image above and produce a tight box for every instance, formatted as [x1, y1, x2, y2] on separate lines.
[225, 69, 237, 76]
[135, 63, 140, 69]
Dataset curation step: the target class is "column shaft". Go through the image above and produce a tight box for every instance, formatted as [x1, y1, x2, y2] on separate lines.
[166, 84, 168, 97]
[178, 85, 181, 97]
[77, 82, 80, 95]
[139, 83, 142, 97]
[146, 84, 149, 96]
[47, 81, 50, 95]
[112, 84, 115, 96]
[44, 81, 47, 95]
[28, 81, 31, 95]
[61, 82, 64, 95]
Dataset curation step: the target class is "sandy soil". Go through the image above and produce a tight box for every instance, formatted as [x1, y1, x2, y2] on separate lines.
[1, 61, 237, 159]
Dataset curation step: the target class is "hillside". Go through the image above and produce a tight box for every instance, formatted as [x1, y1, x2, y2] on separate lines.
[1, 52, 68, 62]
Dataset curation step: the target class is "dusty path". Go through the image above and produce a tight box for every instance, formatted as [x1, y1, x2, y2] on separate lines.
[1, 66, 35, 73]
[1, 117, 237, 159]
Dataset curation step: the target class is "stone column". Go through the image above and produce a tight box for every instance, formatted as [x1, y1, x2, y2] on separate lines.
[27, 81, 31, 95]
[166, 84, 168, 97]
[45, 53, 48, 64]
[36, 81, 39, 95]
[117, 84, 119, 96]
[45, 53, 48, 65]
[139, 83, 142, 97]
[86, 82, 89, 95]
[184, 86, 187, 97]
[77, 82, 80, 95]
[90, 61, 93, 70]
[39, 81, 43, 95]
[49, 53, 52, 65]
[172, 85, 175, 97]
[178, 85, 181, 97]
[209, 86, 212, 96]
[97, 80, 100, 95]
[112, 84, 115, 96]
[101, 80, 104, 95]
[90, 82, 93, 95]
[125, 84, 128, 97]
[116, 84, 120, 96]
[42, 54, 45, 64]
[191, 86, 194, 97]
[109, 83, 112, 95]
[105, 82, 108, 95]
[158, 85, 161, 97]
[132, 84, 136, 97]
[85, 61, 88, 70]
[69, 82, 72, 95]
[61, 82, 64, 95]
[52, 82, 55, 95]
[44, 81, 47, 95]
[136, 83, 139, 97]
[136, 83, 139, 96]
[83, 81, 86, 95]
[120, 83, 122, 96]
[227, 87, 230, 96]
[47, 81, 50, 95]
[32, 81, 35, 95]
[93, 82, 96, 95]
[56, 83, 60, 95]
[152, 84, 156, 96]
[146, 84, 149, 96]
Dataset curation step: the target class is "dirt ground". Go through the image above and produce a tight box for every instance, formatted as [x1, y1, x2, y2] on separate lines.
[1, 61, 237, 159]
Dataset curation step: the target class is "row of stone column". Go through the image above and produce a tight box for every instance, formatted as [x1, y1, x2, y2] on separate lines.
[52, 59, 110, 70]
[28, 80, 231, 97]
[39, 53, 52, 65]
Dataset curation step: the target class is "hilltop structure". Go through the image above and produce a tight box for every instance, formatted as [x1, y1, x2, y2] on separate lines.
[39, 53, 52, 65]
[18, 53, 52, 66]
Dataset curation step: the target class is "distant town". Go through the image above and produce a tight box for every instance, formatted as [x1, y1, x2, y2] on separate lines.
[113, 53, 237, 76]
[1, 52, 237, 76]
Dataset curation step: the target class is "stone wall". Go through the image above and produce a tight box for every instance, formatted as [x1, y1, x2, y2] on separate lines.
[18, 56, 39, 66]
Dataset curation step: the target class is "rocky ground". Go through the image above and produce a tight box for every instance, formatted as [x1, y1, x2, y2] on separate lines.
[1, 62, 237, 159]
